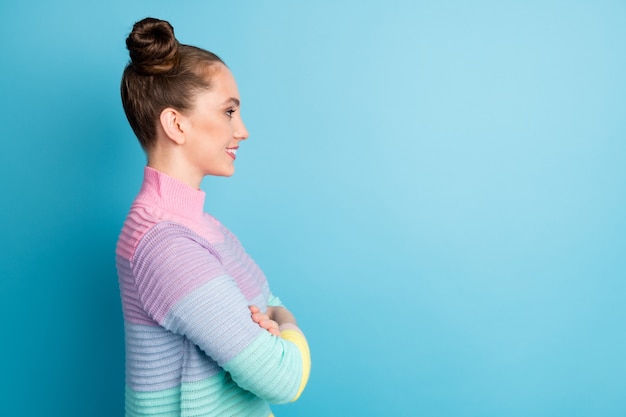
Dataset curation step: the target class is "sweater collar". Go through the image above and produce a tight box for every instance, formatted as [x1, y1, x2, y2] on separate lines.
[137, 166, 206, 219]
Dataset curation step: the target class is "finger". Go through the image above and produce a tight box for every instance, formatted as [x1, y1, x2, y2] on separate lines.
[266, 320, 279, 334]
[269, 328, 281, 336]
[251, 312, 267, 324]
[249, 305, 260, 314]
[269, 320, 280, 336]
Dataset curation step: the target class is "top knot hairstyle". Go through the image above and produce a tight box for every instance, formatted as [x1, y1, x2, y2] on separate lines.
[121, 17, 224, 149]
[125, 18, 180, 75]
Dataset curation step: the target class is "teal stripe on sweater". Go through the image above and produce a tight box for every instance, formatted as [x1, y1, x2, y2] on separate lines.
[224, 332, 303, 404]
[125, 375, 270, 417]
[125, 385, 181, 416]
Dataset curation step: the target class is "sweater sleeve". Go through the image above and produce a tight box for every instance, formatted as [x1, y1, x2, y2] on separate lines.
[267, 293, 284, 307]
[131, 222, 310, 404]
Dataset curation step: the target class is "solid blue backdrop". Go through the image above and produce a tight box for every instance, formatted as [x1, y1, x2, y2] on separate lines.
[1, 1, 625, 416]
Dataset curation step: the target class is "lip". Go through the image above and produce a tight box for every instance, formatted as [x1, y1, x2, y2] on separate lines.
[225, 146, 239, 160]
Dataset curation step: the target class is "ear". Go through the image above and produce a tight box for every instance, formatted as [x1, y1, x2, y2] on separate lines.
[159, 108, 187, 145]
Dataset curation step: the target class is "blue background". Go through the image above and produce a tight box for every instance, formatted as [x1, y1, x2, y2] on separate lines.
[1, 1, 625, 416]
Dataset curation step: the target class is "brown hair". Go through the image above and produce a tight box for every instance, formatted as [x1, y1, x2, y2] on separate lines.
[121, 17, 224, 149]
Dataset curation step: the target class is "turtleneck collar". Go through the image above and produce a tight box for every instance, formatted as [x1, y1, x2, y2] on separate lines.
[136, 166, 206, 220]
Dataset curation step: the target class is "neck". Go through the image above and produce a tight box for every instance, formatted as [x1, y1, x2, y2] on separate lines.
[147, 147, 203, 190]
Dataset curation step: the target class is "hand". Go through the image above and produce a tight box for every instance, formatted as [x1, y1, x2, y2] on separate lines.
[265, 305, 297, 327]
[249, 305, 280, 336]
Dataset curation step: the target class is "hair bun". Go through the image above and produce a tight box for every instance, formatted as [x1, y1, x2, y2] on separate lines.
[126, 17, 179, 75]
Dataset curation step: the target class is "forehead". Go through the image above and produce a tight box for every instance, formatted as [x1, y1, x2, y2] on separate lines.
[201, 65, 239, 101]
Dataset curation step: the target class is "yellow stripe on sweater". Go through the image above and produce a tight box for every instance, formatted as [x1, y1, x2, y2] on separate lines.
[280, 329, 311, 401]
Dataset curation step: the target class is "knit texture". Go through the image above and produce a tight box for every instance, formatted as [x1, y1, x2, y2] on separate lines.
[116, 167, 310, 417]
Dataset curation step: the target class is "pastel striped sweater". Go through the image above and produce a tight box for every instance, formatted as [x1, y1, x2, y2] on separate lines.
[116, 167, 310, 417]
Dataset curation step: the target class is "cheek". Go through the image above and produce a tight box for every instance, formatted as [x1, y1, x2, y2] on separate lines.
[192, 121, 216, 142]
[188, 116, 232, 149]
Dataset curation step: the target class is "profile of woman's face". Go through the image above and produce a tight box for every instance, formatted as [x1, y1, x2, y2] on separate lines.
[180, 65, 249, 178]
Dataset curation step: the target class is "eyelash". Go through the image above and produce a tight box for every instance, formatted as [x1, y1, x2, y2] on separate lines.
[226, 109, 236, 118]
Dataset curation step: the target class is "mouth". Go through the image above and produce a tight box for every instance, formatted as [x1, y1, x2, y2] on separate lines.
[225, 146, 239, 160]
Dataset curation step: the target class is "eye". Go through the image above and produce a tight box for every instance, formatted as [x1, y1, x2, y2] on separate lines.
[226, 109, 236, 118]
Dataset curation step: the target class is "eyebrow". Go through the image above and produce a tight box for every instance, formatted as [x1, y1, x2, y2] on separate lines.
[224, 98, 240, 107]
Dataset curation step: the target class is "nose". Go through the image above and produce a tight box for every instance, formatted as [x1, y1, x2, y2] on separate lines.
[234, 116, 249, 141]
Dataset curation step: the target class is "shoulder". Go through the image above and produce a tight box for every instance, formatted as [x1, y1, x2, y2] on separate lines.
[118, 203, 221, 261]
[116, 204, 162, 261]
[135, 221, 216, 258]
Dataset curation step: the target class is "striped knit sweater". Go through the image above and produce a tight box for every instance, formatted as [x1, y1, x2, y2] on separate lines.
[116, 167, 310, 417]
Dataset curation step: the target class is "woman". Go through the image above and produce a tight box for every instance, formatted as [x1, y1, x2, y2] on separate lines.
[116, 17, 311, 417]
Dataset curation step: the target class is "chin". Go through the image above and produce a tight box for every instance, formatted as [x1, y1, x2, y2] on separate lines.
[211, 169, 235, 177]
